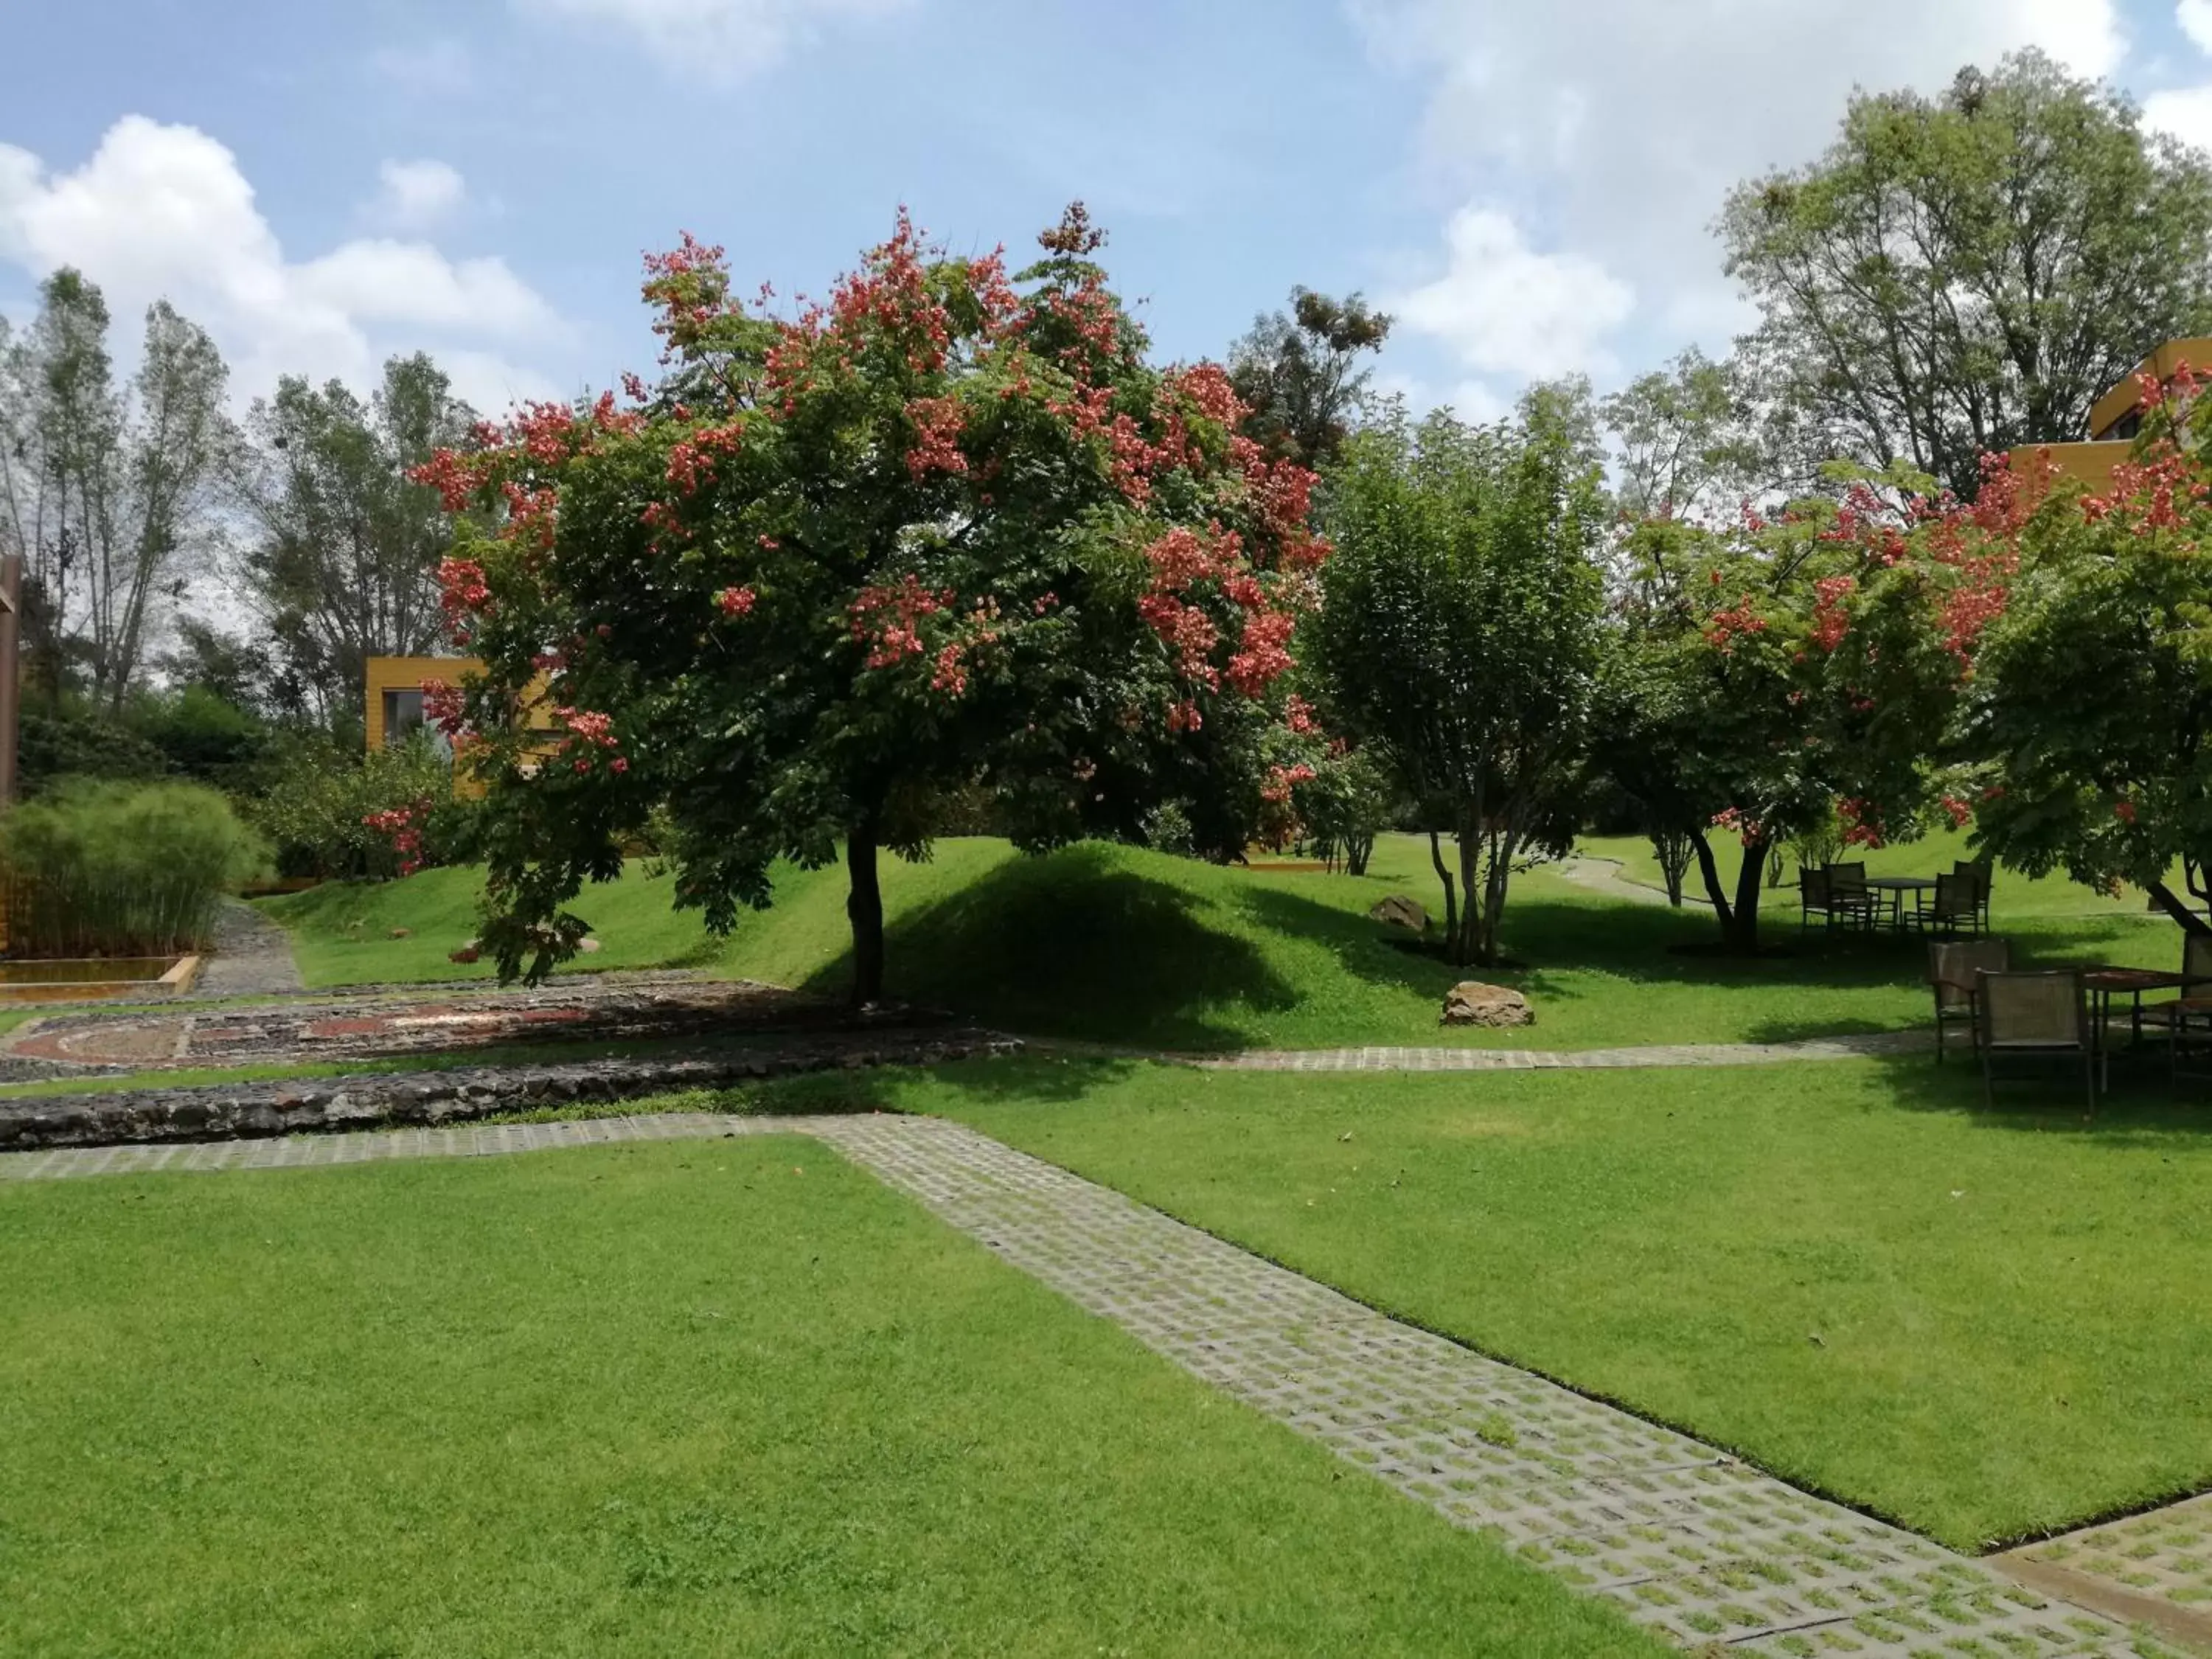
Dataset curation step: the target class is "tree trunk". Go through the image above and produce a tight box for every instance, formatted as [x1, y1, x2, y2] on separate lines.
[1427, 828, 1458, 961]
[1455, 808, 1484, 966]
[846, 818, 886, 1006]
[1725, 836, 1769, 952]
[2146, 877, 2212, 938]
[1691, 829, 1767, 953]
[1347, 834, 1373, 878]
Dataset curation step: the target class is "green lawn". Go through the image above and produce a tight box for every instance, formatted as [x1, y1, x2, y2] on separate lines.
[257, 835, 2194, 1054]
[743, 1056, 2212, 1554]
[1576, 826, 2175, 921]
[0, 1137, 1655, 1658]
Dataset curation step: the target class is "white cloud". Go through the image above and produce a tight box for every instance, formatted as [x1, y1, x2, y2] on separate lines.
[1352, 0, 2129, 386]
[1393, 206, 1634, 380]
[2147, 83, 2212, 151]
[364, 159, 467, 232]
[0, 117, 562, 410]
[515, 0, 911, 78]
[2180, 0, 2212, 56]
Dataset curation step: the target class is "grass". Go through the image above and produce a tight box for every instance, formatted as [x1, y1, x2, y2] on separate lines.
[733, 1055, 2212, 1554]
[255, 835, 2197, 1054]
[1578, 826, 2175, 921]
[0, 1138, 1655, 1658]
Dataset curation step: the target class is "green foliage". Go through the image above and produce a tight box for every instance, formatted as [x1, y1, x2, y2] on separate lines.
[1312, 402, 1607, 963]
[240, 734, 473, 880]
[1969, 417, 2212, 922]
[1722, 49, 2212, 498]
[1226, 288, 1392, 470]
[0, 268, 234, 710]
[1599, 347, 1774, 521]
[1599, 460, 2007, 946]
[239, 354, 477, 727]
[1293, 745, 1391, 876]
[439, 209, 1321, 998]
[1, 779, 267, 956]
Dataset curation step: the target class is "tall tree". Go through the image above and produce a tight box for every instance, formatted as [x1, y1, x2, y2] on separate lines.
[1966, 380, 2212, 935]
[240, 354, 476, 726]
[415, 209, 1323, 1000]
[1600, 348, 1770, 524]
[0, 270, 232, 711]
[1228, 288, 1391, 470]
[1721, 50, 2212, 499]
[1311, 401, 1607, 967]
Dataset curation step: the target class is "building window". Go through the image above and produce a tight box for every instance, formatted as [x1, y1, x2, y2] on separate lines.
[382, 688, 451, 758]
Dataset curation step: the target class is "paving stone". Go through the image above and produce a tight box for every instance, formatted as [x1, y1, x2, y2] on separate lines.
[1204, 1034, 1927, 1072]
[0, 1110, 2154, 1656]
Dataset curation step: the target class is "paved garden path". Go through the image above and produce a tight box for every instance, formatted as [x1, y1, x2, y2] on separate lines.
[1203, 1030, 1926, 1071]
[1, 1110, 2157, 1656]
[189, 900, 305, 998]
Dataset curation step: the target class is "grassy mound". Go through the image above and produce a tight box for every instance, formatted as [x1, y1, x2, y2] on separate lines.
[259, 835, 2187, 1052]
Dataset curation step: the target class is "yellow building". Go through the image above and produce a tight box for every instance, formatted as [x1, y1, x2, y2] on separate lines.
[2011, 337, 2212, 491]
[365, 655, 479, 755]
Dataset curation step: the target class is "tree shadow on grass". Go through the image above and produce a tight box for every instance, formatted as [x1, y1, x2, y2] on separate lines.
[717, 1051, 1153, 1118]
[799, 844, 1297, 1054]
[1863, 1045, 2212, 1141]
[1238, 883, 1929, 995]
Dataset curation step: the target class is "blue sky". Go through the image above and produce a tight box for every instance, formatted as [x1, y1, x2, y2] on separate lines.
[4, 0, 2211, 421]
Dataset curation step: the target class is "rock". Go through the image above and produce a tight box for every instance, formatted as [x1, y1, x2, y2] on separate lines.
[449, 940, 481, 964]
[577, 936, 602, 954]
[1441, 981, 1533, 1028]
[1369, 895, 1430, 932]
[388, 927, 413, 939]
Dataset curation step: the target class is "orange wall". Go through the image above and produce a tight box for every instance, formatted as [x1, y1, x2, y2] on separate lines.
[2088, 338, 2212, 439]
[2008, 441, 2129, 494]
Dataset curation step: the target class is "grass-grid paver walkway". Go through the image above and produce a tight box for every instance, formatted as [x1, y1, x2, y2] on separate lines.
[1998, 1495, 2212, 1655]
[1204, 1032, 1924, 1072]
[0, 1112, 2160, 1657]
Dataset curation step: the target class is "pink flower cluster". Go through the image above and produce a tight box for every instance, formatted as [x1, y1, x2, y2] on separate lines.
[552, 705, 627, 775]
[362, 799, 433, 877]
[850, 574, 953, 668]
[1261, 762, 1316, 804]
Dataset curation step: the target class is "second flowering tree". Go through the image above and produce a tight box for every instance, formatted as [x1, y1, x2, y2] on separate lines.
[416, 206, 1325, 1001]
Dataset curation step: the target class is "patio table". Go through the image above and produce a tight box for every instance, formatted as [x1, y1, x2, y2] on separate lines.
[1864, 875, 1935, 932]
[2079, 967, 2190, 1084]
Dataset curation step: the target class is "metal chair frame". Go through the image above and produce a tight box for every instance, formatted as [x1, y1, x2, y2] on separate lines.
[1976, 969, 2097, 1112]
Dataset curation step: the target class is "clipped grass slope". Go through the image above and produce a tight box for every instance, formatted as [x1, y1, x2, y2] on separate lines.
[260, 835, 2185, 1052]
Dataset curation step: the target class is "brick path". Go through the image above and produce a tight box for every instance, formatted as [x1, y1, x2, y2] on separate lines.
[1206, 1032, 1924, 1072]
[0, 1111, 2157, 1656]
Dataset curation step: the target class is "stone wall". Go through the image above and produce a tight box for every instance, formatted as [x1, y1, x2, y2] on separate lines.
[0, 1032, 1019, 1152]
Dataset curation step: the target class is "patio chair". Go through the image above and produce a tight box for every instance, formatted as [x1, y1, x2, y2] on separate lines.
[2135, 933, 2212, 1077]
[1825, 863, 1879, 932]
[1953, 860, 1993, 929]
[1976, 970, 2096, 1111]
[1927, 938, 2010, 1062]
[1917, 871, 1984, 937]
[1799, 866, 1833, 931]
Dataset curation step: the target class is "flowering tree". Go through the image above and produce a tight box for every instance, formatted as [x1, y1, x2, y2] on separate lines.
[1604, 459, 2031, 950]
[1312, 403, 1607, 966]
[414, 206, 1324, 1000]
[1969, 371, 2212, 934]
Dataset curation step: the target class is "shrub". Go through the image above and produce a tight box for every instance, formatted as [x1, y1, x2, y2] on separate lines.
[3, 780, 269, 956]
[241, 734, 478, 880]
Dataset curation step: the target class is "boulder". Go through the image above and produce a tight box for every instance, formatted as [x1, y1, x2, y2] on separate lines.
[388, 927, 413, 939]
[1441, 981, 1533, 1028]
[449, 940, 481, 964]
[1369, 894, 1429, 932]
[577, 936, 602, 954]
